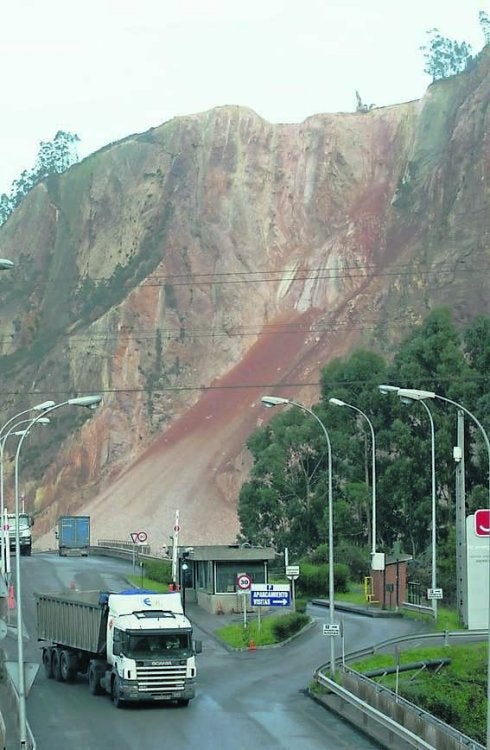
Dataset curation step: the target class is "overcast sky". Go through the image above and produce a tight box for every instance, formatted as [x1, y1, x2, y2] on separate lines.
[1, 0, 487, 196]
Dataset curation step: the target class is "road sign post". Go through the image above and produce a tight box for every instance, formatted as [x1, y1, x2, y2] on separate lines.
[427, 588, 443, 600]
[322, 623, 340, 636]
[130, 531, 148, 574]
[237, 573, 252, 628]
[285, 566, 300, 609]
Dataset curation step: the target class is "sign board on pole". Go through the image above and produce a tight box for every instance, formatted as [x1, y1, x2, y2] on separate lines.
[236, 573, 252, 591]
[427, 588, 443, 600]
[322, 623, 340, 636]
[286, 565, 300, 580]
[251, 583, 290, 607]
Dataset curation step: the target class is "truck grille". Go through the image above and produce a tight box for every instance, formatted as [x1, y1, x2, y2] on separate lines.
[136, 665, 187, 693]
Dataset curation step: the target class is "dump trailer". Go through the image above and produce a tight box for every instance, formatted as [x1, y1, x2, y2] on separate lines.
[56, 515, 90, 556]
[7, 512, 33, 556]
[36, 589, 201, 707]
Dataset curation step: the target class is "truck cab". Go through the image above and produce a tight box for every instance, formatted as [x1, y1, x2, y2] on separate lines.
[7, 512, 33, 556]
[100, 591, 201, 707]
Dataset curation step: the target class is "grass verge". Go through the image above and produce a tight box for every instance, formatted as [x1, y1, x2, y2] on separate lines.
[351, 642, 487, 744]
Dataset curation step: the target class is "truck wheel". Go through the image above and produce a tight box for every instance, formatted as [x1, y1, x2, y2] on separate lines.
[88, 662, 104, 695]
[112, 675, 126, 708]
[52, 649, 63, 682]
[43, 649, 54, 679]
[177, 699, 189, 707]
[25, 546, 31, 557]
[60, 650, 77, 682]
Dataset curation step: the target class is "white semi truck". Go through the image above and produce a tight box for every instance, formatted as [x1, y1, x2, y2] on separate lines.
[36, 588, 201, 707]
[7, 512, 33, 556]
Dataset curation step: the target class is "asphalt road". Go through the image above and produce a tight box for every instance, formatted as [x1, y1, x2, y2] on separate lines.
[3, 554, 429, 749]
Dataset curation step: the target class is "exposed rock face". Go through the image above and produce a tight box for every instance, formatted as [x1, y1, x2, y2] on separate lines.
[0, 50, 488, 551]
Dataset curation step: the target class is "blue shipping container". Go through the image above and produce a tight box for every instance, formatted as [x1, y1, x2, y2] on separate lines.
[57, 516, 90, 557]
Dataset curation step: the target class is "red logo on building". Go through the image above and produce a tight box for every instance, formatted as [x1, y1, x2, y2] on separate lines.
[474, 509, 490, 536]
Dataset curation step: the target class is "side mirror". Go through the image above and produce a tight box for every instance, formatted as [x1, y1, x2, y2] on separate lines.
[30, 518, 35, 527]
[193, 639, 202, 654]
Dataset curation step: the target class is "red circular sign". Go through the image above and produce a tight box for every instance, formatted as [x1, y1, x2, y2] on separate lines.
[174, 524, 180, 533]
[236, 573, 252, 591]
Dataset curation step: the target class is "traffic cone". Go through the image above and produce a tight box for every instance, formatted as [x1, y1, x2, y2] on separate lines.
[248, 640, 256, 651]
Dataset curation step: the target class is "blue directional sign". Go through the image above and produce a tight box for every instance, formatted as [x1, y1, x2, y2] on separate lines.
[251, 584, 291, 608]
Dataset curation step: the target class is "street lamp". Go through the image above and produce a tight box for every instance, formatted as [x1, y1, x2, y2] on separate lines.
[0, 419, 50, 576]
[329, 398, 379, 566]
[379, 385, 438, 619]
[12, 394, 102, 749]
[380, 385, 490, 750]
[0, 259, 14, 270]
[0, 401, 55, 578]
[261, 395, 337, 677]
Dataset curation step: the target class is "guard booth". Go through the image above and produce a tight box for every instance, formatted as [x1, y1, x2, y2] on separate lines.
[370, 552, 412, 609]
[179, 545, 277, 614]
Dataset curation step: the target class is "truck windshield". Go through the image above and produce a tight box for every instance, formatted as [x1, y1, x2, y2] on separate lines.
[7, 515, 30, 530]
[124, 632, 191, 658]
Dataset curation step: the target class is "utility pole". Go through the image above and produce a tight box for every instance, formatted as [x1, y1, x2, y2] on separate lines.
[171, 510, 180, 586]
[455, 410, 467, 626]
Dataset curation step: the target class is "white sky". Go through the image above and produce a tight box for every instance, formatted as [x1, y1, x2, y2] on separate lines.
[0, 0, 487, 196]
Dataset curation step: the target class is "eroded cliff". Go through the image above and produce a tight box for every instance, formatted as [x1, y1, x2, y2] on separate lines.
[0, 49, 488, 550]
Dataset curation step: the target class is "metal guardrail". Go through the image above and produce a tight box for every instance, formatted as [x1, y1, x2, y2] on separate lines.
[334, 628, 487, 667]
[96, 540, 152, 557]
[315, 671, 437, 750]
[315, 629, 487, 750]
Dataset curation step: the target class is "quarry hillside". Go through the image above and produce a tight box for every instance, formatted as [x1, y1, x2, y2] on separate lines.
[0, 48, 488, 551]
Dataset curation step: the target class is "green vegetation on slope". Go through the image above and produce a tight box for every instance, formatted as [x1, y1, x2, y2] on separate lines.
[352, 643, 487, 744]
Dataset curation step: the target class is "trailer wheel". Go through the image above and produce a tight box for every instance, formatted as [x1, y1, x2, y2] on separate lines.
[60, 650, 77, 682]
[112, 675, 126, 708]
[43, 648, 54, 679]
[52, 649, 63, 682]
[88, 662, 104, 696]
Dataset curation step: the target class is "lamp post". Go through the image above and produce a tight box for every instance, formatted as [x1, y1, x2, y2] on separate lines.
[261, 395, 337, 677]
[0, 419, 50, 577]
[379, 385, 438, 620]
[329, 398, 378, 564]
[13, 394, 102, 749]
[380, 385, 490, 749]
[0, 401, 55, 578]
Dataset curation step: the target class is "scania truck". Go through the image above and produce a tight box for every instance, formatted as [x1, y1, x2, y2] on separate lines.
[36, 589, 201, 707]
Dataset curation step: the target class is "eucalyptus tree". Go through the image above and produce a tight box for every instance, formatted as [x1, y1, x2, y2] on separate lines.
[420, 28, 473, 80]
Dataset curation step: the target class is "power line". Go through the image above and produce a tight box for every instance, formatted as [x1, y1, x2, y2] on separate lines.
[0, 372, 489, 398]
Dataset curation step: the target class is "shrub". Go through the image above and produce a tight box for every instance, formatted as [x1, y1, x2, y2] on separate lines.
[295, 597, 307, 613]
[272, 613, 309, 641]
[141, 558, 172, 585]
[297, 562, 349, 596]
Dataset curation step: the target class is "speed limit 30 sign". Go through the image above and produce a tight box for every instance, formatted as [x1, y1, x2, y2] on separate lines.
[236, 573, 252, 591]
